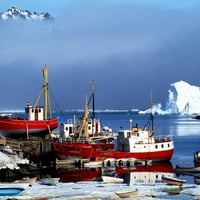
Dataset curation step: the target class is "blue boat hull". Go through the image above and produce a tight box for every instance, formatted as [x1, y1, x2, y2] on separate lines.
[0, 188, 24, 196]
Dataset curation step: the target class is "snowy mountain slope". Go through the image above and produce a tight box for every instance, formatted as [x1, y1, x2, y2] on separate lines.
[0, 6, 54, 21]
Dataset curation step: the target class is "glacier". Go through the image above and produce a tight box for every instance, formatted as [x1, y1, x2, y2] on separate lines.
[140, 80, 200, 115]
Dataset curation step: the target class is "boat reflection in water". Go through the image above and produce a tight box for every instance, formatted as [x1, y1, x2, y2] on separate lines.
[56, 161, 174, 184]
[57, 167, 102, 183]
[115, 161, 174, 185]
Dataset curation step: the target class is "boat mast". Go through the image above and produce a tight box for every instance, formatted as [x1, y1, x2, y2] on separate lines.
[81, 95, 89, 138]
[90, 80, 96, 119]
[43, 65, 49, 120]
[90, 80, 96, 136]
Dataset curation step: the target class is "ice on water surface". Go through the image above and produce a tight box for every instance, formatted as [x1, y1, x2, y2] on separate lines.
[0, 181, 199, 200]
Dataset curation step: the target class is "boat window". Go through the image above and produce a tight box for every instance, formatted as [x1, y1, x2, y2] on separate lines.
[161, 144, 164, 148]
[168, 143, 170, 147]
[39, 109, 41, 112]
[155, 145, 158, 149]
[32, 109, 34, 113]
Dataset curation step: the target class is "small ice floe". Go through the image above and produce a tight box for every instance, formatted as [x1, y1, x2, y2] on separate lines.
[115, 188, 138, 198]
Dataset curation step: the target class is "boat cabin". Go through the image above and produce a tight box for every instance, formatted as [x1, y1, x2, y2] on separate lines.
[60, 120, 74, 138]
[117, 129, 156, 152]
[60, 118, 101, 138]
[25, 104, 44, 121]
[118, 129, 155, 144]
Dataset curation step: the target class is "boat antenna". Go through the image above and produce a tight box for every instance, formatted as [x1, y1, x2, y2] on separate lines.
[143, 90, 154, 131]
[88, 80, 96, 119]
[91, 80, 96, 120]
[150, 90, 154, 131]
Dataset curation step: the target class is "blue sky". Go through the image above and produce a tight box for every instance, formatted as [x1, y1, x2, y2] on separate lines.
[1, 0, 200, 111]
[1, 0, 73, 17]
[2, 0, 200, 18]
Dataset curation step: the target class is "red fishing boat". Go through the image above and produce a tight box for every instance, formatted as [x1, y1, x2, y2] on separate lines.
[0, 66, 58, 139]
[51, 82, 174, 162]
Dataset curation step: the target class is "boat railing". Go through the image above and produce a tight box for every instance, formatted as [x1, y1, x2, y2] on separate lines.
[58, 135, 114, 144]
[154, 135, 173, 143]
[58, 137, 93, 143]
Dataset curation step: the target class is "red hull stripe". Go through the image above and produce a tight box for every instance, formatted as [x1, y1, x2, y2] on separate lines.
[51, 142, 173, 161]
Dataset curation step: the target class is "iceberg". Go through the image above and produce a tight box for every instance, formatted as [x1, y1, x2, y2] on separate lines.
[140, 80, 200, 115]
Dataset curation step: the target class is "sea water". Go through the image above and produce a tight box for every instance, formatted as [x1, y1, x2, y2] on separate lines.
[3, 112, 200, 199]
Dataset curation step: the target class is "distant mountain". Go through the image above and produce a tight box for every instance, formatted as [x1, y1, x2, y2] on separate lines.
[0, 6, 54, 21]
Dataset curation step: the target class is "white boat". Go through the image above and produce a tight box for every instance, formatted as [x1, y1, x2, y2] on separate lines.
[102, 175, 123, 184]
[40, 177, 60, 186]
[115, 188, 137, 198]
[116, 115, 174, 161]
[14, 177, 37, 186]
[162, 175, 186, 186]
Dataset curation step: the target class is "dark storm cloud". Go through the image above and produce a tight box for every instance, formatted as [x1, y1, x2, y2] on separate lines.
[0, 1, 200, 110]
